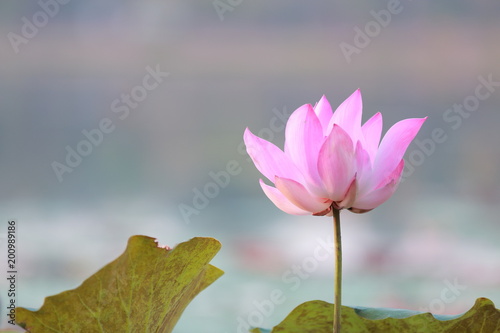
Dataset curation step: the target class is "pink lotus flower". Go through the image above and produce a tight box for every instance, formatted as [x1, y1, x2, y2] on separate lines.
[244, 90, 426, 215]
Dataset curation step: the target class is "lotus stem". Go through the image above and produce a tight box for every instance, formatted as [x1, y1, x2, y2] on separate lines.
[333, 207, 342, 333]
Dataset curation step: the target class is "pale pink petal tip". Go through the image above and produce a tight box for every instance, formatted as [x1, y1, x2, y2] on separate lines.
[275, 176, 329, 213]
[260, 179, 309, 215]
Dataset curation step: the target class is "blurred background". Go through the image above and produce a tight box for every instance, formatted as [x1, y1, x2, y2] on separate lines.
[0, 1, 500, 331]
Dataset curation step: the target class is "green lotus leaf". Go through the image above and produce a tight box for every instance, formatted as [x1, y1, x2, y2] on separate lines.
[16, 235, 223, 333]
[251, 297, 500, 332]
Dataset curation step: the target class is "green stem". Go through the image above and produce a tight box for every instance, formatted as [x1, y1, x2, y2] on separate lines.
[333, 207, 342, 333]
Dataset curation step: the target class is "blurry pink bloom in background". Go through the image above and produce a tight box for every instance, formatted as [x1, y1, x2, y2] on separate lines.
[244, 90, 426, 215]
